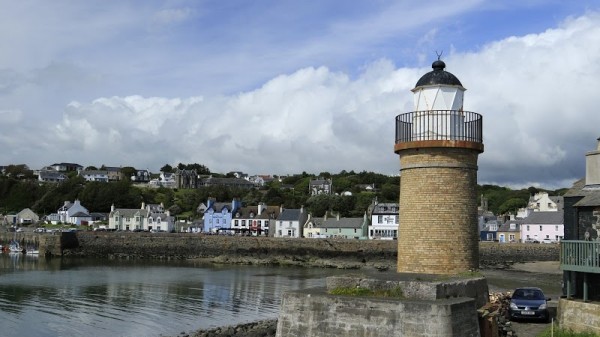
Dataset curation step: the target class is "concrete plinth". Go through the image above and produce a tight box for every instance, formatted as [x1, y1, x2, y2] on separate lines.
[275, 273, 488, 337]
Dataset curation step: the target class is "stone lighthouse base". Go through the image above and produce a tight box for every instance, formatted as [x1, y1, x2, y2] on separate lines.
[275, 272, 489, 337]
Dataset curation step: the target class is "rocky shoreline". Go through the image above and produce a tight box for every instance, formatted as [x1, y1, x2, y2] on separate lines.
[169, 319, 278, 337]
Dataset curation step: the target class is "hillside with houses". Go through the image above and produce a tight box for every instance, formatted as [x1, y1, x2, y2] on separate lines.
[0, 162, 567, 242]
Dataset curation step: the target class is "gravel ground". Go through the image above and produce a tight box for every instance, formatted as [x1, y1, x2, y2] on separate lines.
[482, 261, 562, 337]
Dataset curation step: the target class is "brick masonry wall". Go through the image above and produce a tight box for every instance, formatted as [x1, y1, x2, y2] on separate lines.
[397, 147, 480, 274]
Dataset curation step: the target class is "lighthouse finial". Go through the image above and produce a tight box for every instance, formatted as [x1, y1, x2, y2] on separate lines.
[435, 50, 443, 61]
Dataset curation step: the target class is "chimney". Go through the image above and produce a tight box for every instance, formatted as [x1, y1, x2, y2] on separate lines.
[300, 205, 304, 213]
[585, 137, 600, 186]
[111, 204, 115, 212]
[336, 212, 340, 221]
[258, 202, 264, 215]
[141, 202, 146, 210]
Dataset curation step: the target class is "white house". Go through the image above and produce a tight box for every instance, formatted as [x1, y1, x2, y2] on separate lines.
[520, 211, 564, 243]
[79, 170, 109, 182]
[309, 179, 332, 196]
[108, 202, 174, 232]
[38, 170, 67, 183]
[527, 192, 563, 212]
[516, 192, 563, 218]
[55, 200, 91, 225]
[231, 203, 280, 236]
[274, 207, 308, 238]
[368, 201, 399, 240]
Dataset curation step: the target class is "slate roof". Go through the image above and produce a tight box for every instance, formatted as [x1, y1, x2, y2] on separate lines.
[208, 202, 232, 212]
[521, 211, 564, 225]
[39, 171, 67, 179]
[234, 205, 280, 220]
[110, 209, 147, 218]
[498, 220, 523, 232]
[564, 178, 600, 207]
[371, 203, 399, 214]
[278, 209, 302, 221]
[319, 217, 365, 229]
[71, 211, 91, 217]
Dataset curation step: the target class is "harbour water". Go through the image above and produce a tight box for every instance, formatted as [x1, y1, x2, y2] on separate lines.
[0, 253, 346, 337]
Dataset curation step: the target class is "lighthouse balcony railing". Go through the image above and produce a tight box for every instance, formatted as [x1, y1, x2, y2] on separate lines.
[395, 110, 483, 144]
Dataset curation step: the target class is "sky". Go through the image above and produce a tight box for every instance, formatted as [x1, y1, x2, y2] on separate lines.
[1, 0, 600, 190]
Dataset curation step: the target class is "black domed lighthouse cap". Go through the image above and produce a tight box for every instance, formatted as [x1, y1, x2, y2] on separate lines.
[414, 59, 462, 87]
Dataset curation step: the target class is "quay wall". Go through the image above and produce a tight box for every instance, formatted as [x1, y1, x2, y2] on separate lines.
[0, 232, 560, 267]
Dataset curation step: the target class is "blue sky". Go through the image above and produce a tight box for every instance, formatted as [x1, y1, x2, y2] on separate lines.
[1, 0, 600, 189]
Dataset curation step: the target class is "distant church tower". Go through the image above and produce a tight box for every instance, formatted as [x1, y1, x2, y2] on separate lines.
[394, 58, 484, 275]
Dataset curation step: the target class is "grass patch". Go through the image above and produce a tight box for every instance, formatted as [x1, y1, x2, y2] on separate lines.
[537, 323, 599, 337]
[329, 286, 404, 299]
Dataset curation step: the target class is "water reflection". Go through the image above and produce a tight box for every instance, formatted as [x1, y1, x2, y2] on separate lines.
[0, 254, 343, 337]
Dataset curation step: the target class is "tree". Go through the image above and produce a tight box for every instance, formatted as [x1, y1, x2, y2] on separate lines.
[177, 163, 210, 175]
[528, 186, 540, 196]
[160, 164, 173, 173]
[3, 164, 32, 178]
[120, 167, 137, 181]
[498, 198, 527, 215]
[85, 166, 98, 171]
[306, 194, 331, 217]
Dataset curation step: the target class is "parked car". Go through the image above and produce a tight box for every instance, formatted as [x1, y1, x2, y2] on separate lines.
[541, 238, 554, 244]
[508, 287, 551, 322]
[524, 238, 540, 243]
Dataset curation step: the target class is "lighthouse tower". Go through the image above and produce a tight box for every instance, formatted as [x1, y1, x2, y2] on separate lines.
[395, 59, 484, 275]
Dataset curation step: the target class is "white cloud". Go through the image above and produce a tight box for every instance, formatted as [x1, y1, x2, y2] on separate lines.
[0, 3, 599, 189]
[37, 11, 599, 189]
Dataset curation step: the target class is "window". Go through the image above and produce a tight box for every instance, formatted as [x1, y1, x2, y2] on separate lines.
[148, 218, 153, 224]
[114, 216, 120, 222]
[135, 216, 140, 222]
[157, 218, 161, 224]
[555, 225, 558, 231]
[539, 226, 542, 231]
[242, 220, 246, 226]
[378, 215, 383, 224]
[527, 225, 530, 231]
[548, 203, 552, 208]
[234, 220, 238, 226]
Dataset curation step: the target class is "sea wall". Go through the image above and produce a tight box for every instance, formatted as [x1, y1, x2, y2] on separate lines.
[61, 232, 559, 268]
[0, 232, 560, 268]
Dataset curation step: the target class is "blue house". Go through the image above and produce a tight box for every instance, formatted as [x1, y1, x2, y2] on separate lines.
[479, 219, 499, 241]
[203, 198, 242, 233]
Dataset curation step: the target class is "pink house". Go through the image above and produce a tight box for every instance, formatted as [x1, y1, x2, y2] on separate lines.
[520, 211, 564, 243]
